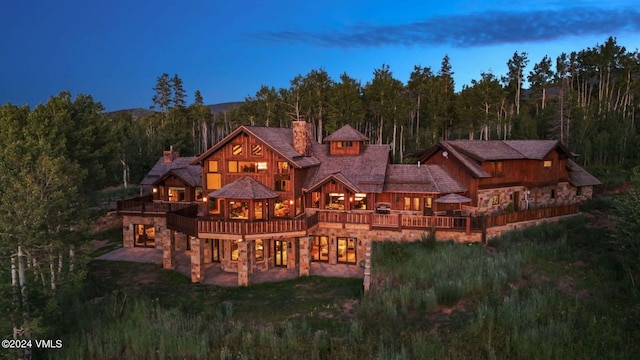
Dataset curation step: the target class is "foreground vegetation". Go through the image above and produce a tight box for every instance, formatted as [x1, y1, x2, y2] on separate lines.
[25, 199, 637, 359]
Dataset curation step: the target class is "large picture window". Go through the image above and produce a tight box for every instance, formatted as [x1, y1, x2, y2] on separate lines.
[168, 187, 185, 202]
[231, 240, 238, 261]
[337, 237, 357, 264]
[326, 193, 345, 210]
[229, 161, 267, 173]
[312, 236, 329, 262]
[255, 239, 264, 261]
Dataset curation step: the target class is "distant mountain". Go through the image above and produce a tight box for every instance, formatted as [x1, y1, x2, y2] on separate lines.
[108, 102, 242, 119]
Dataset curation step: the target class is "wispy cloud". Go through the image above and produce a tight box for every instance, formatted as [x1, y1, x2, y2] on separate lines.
[255, 6, 640, 48]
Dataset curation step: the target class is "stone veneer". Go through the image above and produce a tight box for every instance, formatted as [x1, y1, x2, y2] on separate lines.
[477, 182, 591, 214]
[122, 215, 170, 249]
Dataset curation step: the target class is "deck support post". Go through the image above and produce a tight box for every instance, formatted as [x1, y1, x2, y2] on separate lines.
[299, 236, 310, 276]
[238, 240, 249, 287]
[163, 231, 175, 270]
[190, 237, 204, 283]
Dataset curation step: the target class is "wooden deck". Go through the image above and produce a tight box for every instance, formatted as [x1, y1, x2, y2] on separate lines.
[144, 200, 580, 239]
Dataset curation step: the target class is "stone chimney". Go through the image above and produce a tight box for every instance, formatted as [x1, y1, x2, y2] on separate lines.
[292, 117, 313, 156]
[163, 145, 179, 163]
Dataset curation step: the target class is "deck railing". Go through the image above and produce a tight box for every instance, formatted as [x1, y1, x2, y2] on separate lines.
[484, 204, 578, 228]
[163, 204, 580, 237]
[197, 217, 306, 236]
[166, 205, 199, 236]
[117, 195, 194, 214]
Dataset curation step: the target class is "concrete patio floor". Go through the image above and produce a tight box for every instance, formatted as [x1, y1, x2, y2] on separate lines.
[96, 247, 363, 287]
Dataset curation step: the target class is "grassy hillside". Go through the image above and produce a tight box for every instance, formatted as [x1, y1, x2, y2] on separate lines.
[36, 198, 639, 359]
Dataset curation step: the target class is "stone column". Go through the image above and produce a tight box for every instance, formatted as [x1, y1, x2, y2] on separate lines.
[122, 217, 134, 247]
[162, 231, 176, 270]
[363, 240, 372, 293]
[238, 240, 250, 287]
[298, 237, 310, 276]
[190, 237, 204, 283]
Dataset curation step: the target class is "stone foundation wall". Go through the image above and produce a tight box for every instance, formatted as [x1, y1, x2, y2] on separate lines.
[477, 182, 591, 214]
[122, 215, 169, 249]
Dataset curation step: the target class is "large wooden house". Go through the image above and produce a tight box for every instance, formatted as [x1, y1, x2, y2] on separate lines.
[413, 140, 601, 213]
[117, 121, 599, 286]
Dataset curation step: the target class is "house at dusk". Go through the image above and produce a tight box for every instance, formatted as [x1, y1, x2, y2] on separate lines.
[117, 120, 600, 286]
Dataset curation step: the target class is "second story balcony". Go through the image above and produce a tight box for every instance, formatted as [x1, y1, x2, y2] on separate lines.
[117, 195, 197, 216]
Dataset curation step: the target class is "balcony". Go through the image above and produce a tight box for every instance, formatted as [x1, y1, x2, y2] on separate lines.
[117, 195, 196, 215]
[163, 204, 579, 239]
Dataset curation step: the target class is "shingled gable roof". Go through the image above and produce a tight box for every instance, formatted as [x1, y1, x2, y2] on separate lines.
[208, 176, 279, 199]
[567, 159, 602, 186]
[140, 156, 198, 186]
[384, 164, 467, 193]
[152, 166, 202, 187]
[446, 139, 570, 161]
[303, 142, 390, 193]
[323, 124, 368, 142]
[190, 126, 320, 169]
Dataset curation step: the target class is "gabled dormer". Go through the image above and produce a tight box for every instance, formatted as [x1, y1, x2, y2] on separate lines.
[324, 124, 368, 156]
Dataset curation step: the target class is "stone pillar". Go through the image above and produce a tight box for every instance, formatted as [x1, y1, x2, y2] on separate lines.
[122, 218, 134, 247]
[238, 240, 250, 287]
[163, 231, 176, 270]
[299, 237, 310, 276]
[190, 237, 204, 283]
[363, 240, 372, 293]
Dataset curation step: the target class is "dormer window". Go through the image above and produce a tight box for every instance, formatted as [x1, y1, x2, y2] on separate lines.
[337, 141, 353, 148]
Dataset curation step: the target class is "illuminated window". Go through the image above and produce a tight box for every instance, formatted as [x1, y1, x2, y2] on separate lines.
[274, 199, 290, 217]
[354, 193, 367, 210]
[325, 193, 345, 210]
[228, 161, 266, 173]
[208, 198, 221, 214]
[208, 160, 218, 172]
[255, 239, 264, 261]
[228, 201, 249, 219]
[311, 192, 321, 208]
[544, 160, 552, 168]
[312, 236, 329, 262]
[491, 161, 504, 176]
[231, 240, 238, 261]
[206, 173, 221, 190]
[277, 161, 289, 173]
[254, 201, 263, 220]
[168, 187, 185, 202]
[337, 237, 357, 264]
[232, 144, 243, 156]
[251, 144, 263, 156]
[403, 197, 420, 211]
[134, 224, 155, 248]
[295, 196, 302, 215]
[492, 194, 500, 205]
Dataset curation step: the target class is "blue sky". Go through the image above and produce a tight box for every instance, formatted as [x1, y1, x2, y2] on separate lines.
[1, 0, 639, 111]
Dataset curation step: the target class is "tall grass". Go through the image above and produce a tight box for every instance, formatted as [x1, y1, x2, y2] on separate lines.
[47, 212, 639, 359]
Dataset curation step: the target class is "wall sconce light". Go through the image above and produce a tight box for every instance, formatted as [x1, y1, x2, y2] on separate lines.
[349, 197, 354, 202]
[289, 200, 294, 205]
[152, 187, 158, 193]
[203, 197, 208, 202]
